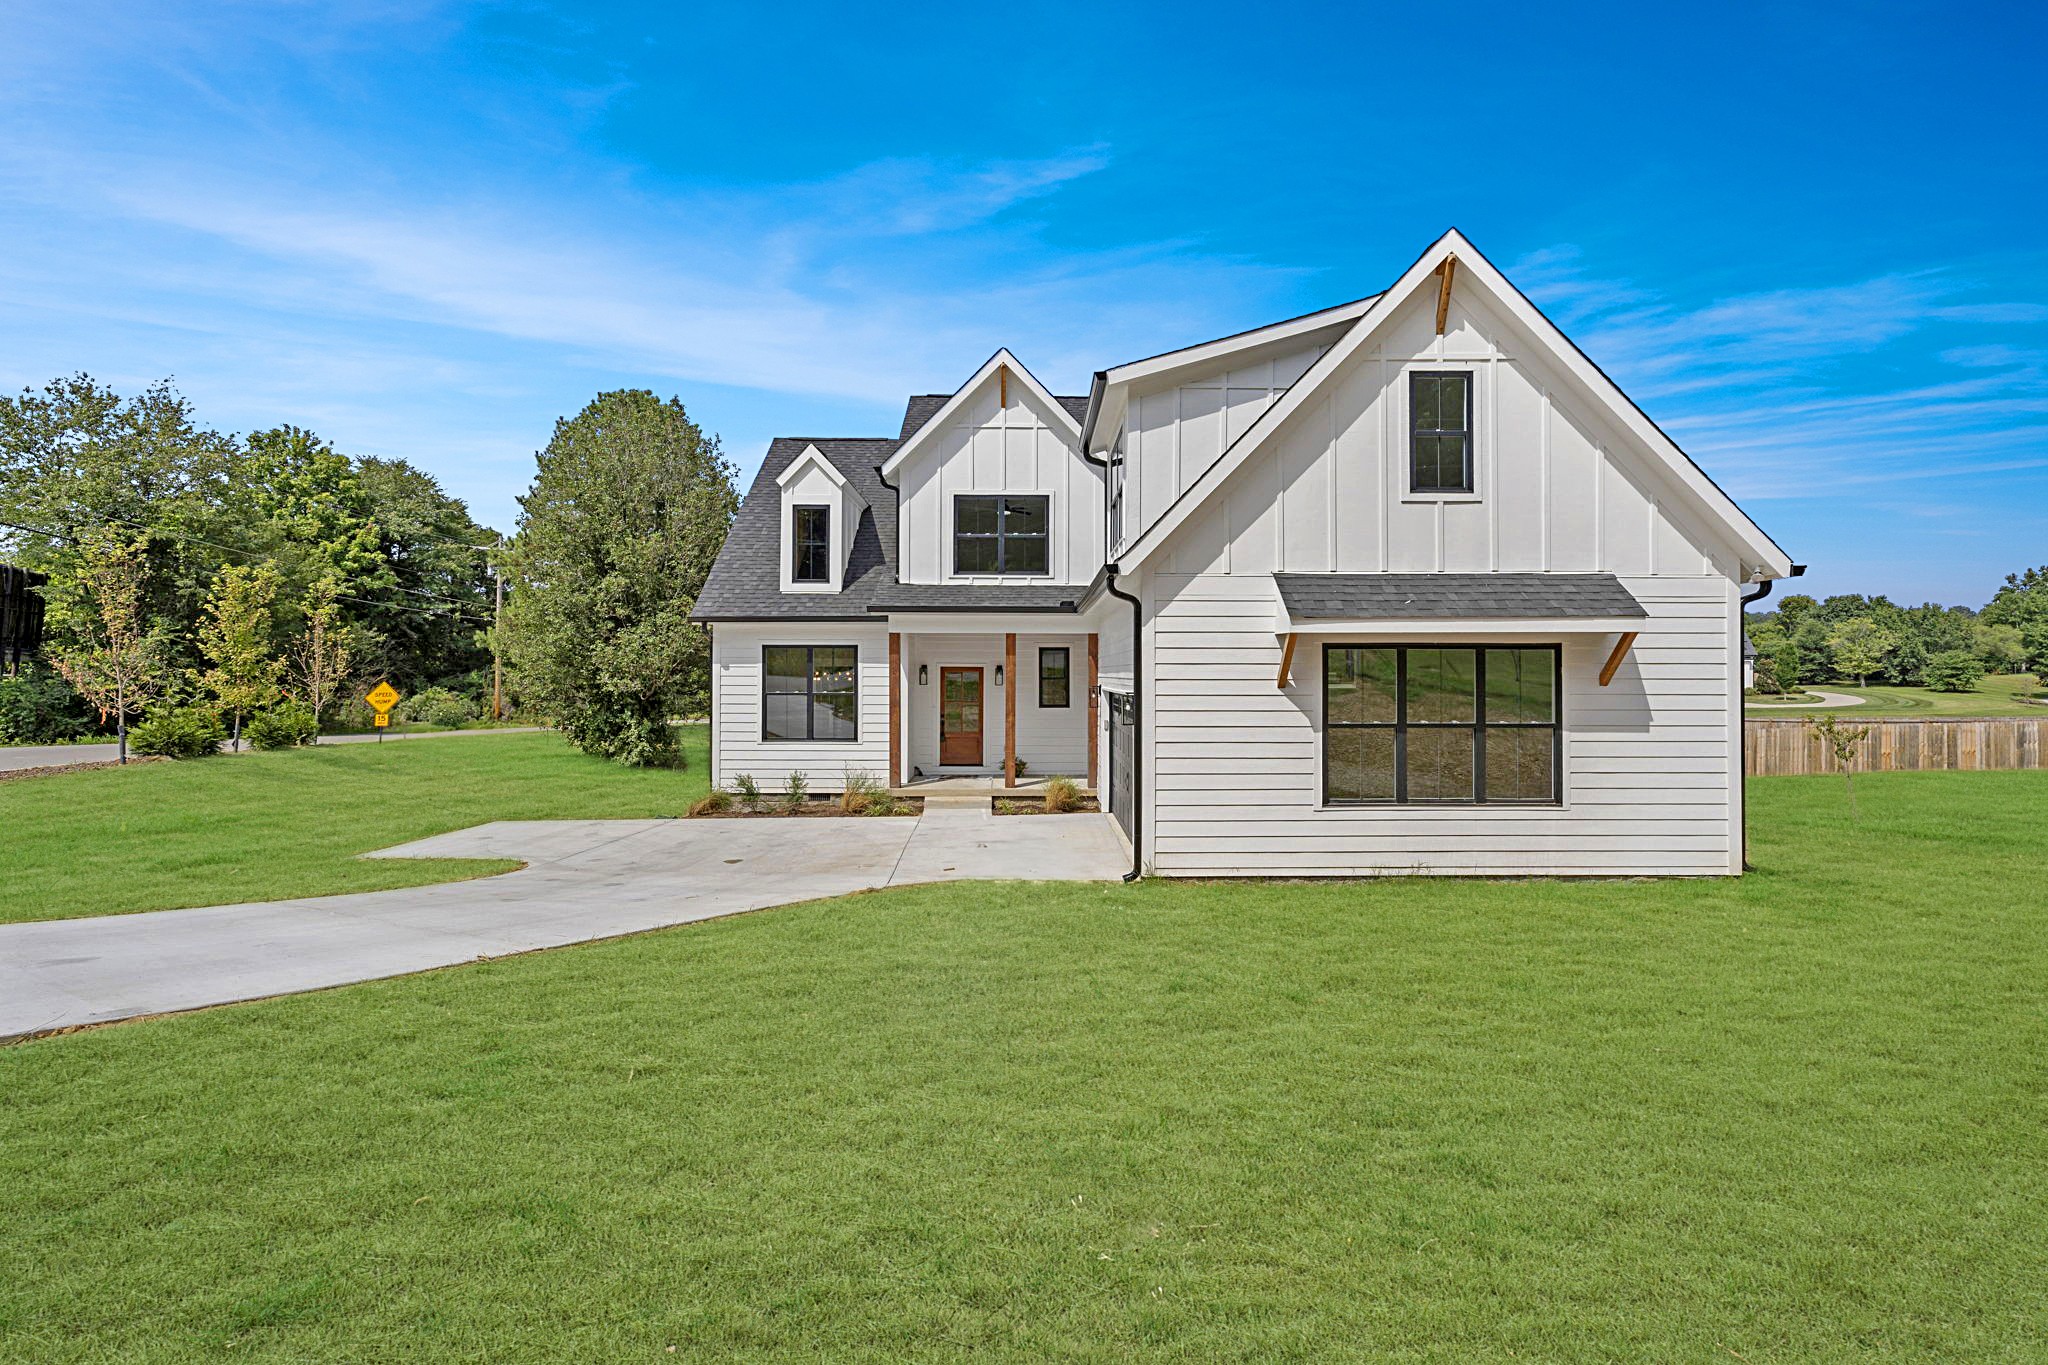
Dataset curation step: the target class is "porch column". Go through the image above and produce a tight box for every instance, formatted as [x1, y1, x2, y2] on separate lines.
[1004, 632, 1017, 788]
[888, 631, 902, 788]
[1086, 632, 1099, 789]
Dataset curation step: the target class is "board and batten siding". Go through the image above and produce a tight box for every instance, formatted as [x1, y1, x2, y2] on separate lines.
[1134, 281, 1747, 877]
[894, 382, 1102, 587]
[710, 621, 892, 792]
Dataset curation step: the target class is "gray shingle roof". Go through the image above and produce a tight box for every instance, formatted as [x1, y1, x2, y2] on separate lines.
[694, 388, 1093, 621]
[1274, 573, 1646, 621]
[691, 437, 900, 620]
[865, 582, 1085, 613]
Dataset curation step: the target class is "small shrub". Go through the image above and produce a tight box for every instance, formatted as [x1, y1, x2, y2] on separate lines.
[1923, 650, 1984, 693]
[1012, 755, 1030, 777]
[865, 792, 900, 817]
[780, 770, 809, 811]
[128, 705, 226, 759]
[688, 788, 734, 817]
[733, 773, 763, 811]
[840, 767, 883, 815]
[1752, 655, 1784, 695]
[1042, 775, 1085, 813]
[246, 702, 320, 750]
[0, 662, 94, 743]
[395, 686, 478, 728]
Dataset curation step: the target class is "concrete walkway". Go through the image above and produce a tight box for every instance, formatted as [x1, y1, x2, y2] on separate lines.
[1745, 690, 1868, 710]
[0, 726, 548, 773]
[0, 796, 1129, 1039]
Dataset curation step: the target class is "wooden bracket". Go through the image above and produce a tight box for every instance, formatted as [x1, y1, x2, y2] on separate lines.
[1435, 255, 1458, 335]
[1277, 632, 1299, 689]
[1598, 631, 1639, 687]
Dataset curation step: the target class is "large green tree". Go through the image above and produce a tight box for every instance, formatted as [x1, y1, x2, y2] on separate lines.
[502, 390, 736, 767]
[198, 563, 285, 750]
[353, 457, 497, 691]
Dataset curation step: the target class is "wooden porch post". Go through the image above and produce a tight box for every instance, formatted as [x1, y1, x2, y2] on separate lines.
[1004, 632, 1018, 788]
[1086, 633, 1099, 789]
[888, 631, 902, 788]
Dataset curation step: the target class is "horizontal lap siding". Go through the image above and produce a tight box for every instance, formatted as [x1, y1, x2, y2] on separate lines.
[712, 622, 892, 792]
[1146, 573, 1737, 877]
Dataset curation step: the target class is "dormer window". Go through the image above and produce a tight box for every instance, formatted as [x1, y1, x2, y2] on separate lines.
[1410, 372, 1473, 494]
[954, 494, 1048, 575]
[792, 506, 830, 583]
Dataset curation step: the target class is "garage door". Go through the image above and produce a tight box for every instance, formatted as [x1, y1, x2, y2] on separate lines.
[1107, 691, 1135, 846]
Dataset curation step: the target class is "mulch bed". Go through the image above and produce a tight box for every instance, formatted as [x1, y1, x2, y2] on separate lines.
[994, 797, 1102, 815]
[0, 756, 168, 784]
[693, 798, 923, 818]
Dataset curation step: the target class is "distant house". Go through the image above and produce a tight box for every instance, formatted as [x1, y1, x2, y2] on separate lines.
[1, 565, 47, 672]
[1743, 632, 1758, 690]
[692, 230, 1797, 876]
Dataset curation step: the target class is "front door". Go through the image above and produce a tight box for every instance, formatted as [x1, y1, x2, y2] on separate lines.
[939, 667, 984, 766]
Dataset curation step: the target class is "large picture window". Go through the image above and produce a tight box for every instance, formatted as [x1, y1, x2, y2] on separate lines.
[1324, 645, 1558, 804]
[953, 495, 1049, 575]
[1410, 371, 1473, 494]
[791, 505, 830, 583]
[762, 645, 858, 742]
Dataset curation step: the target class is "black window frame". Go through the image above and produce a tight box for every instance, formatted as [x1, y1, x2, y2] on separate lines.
[1038, 646, 1071, 708]
[791, 504, 831, 584]
[952, 494, 1051, 576]
[1322, 643, 1561, 806]
[761, 645, 859, 743]
[1409, 371, 1475, 495]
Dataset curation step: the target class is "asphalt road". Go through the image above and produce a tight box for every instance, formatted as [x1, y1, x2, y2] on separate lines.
[0, 726, 548, 773]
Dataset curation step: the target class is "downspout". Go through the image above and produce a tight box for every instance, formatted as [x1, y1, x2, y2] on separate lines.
[1738, 563, 1805, 870]
[1103, 563, 1144, 882]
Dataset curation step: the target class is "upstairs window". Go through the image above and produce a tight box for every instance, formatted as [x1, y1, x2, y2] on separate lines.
[953, 495, 1049, 575]
[791, 505, 831, 583]
[1410, 372, 1473, 494]
[1324, 645, 1558, 805]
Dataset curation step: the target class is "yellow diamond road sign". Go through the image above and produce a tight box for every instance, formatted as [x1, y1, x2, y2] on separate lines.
[365, 681, 401, 713]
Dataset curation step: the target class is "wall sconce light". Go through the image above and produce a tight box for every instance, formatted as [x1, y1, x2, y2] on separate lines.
[918, 664, 928, 686]
[994, 663, 1005, 687]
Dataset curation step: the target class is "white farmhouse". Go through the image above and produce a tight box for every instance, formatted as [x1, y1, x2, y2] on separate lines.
[693, 230, 1799, 876]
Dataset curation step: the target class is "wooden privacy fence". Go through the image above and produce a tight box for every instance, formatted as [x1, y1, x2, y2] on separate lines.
[1746, 717, 2046, 776]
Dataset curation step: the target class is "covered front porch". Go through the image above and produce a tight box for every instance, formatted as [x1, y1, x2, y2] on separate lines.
[879, 614, 1100, 791]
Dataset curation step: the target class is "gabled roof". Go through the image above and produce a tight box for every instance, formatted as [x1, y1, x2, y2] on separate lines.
[691, 437, 899, 621]
[774, 443, 859, 502]
[900, 391, 1088, 441]
[880, 350, 1083, 477]
[1101, 294, 1380, 389]
[1114, 229, 1796, 580]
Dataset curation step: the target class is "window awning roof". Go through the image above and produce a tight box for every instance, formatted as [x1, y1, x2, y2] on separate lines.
[1274, 573, 1648, 629]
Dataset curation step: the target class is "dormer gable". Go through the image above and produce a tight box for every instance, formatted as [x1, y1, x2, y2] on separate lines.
[776, 445, 867, 594]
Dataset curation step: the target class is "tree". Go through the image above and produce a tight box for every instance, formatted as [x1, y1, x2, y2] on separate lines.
[199, 563, 285, 750]
[1923, 650, 1984, 693]
[502, 390, 737, 767]
[48, 530, 169, 763]
[236, 426, 388, 600]
[352, 456, 496, 690]
[1806, 713, 1873, 819]
[1826, 617, 1896, 686]
[1971, 622, 2025, 673]
[291, 576, 354, 725]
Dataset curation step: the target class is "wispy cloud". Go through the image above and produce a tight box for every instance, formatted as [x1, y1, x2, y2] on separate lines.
[1512, 245, 2048, 504]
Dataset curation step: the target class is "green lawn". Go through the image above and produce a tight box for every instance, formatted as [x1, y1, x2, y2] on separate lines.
[1748, 671, 2044, 717]
[4, 770, 2045, 1360]
[0, 729, 707, 924]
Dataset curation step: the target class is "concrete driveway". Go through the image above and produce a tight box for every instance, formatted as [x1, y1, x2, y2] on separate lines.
[0, 798, 1129, 1039]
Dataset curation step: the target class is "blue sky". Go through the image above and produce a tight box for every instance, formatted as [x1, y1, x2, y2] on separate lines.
[3, 1, 2044, 605]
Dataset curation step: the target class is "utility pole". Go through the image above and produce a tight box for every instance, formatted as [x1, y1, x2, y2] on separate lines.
[491, 562, 505, 720]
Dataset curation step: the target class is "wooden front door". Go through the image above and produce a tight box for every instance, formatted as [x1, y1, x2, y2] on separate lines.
[939, 667, 984, 766]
